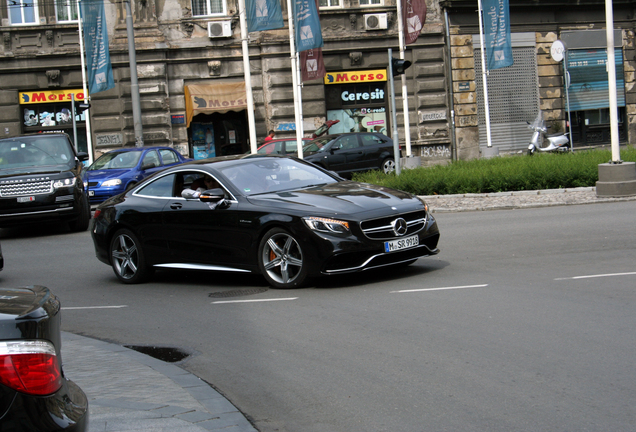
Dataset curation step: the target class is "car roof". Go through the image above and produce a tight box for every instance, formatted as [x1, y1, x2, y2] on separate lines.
[106, 146, 178, 153]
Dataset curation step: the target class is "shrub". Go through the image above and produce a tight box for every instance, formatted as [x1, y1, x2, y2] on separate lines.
[352, 147, 636, 195]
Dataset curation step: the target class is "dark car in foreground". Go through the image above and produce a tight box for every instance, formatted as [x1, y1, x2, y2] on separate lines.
[0, 134, 90, 231]
[302, 132, 396, 178]
[91, 155, 440, 289]
[83, 146, 190, 204]
[0, 285, 88, 431]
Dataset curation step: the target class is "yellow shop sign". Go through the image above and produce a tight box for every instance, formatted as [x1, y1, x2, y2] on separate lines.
[324, 70, 387, 85]
[19, 89, 86, 104]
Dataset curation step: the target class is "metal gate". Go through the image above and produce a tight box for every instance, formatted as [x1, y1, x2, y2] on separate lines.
[473, 33, 539, 153]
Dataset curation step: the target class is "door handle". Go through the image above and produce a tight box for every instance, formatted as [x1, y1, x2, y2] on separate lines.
[170, 203, 183, 210]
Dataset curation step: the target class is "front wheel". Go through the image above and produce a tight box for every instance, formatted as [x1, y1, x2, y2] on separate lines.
[527, 146, 535, 155]
[69, 193, 90, 232]
[109, 229, 152, 284]
[382, 157, 395, 174]
[258, 228, 308, 289]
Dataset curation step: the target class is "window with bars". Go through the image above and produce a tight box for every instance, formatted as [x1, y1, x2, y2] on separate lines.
[56, 0, 79, 22]
[192, 0, 226, 16]
[8, 0, 39, 25]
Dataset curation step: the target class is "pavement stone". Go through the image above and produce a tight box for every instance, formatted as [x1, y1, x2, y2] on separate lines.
[421, 186, 636, 213]
[61, 332, 257, 432]
[61, 186, 636, 432]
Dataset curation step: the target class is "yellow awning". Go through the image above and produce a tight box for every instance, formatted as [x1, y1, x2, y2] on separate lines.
[184, 82, 247, 127]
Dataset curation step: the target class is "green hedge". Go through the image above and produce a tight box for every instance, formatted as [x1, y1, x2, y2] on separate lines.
[352, 147, 636, 195]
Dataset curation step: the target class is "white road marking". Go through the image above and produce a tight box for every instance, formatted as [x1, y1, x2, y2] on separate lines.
[61, 305, 128, 310]
[555, 272, 636, 281]
[212, 297, 298, 304]
[391, 284, 489, 293]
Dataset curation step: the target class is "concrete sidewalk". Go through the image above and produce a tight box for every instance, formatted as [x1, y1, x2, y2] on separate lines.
[62, 332, 257, 432]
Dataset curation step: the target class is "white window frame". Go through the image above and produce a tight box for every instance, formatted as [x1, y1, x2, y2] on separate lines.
[8, 0, 39, 25]
[359, 0, 384, 6]
[55, 0, 78, 23]
[318, 0, 341, 9]
[191, 0, 227, 17]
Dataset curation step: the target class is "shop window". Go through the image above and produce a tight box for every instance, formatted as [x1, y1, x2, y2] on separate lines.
[192, 0, 226, 16]
[8, 0, 39, 25]
[55, 0, 78, 22]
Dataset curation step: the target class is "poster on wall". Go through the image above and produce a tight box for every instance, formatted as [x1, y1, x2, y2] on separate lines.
[326, 108, 388, 136]
[191, 123, 216, 160]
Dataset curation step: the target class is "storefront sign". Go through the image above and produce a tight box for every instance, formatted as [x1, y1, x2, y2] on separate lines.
[340, 88, 385, 103]
[419, 110, 447, 122]
[171, 114, 185, 124]
[324, 70, 387, 85]
[95, 133, 123, 146]
[19, 89, 85, 104]
[184, 82, 247, 127]
[458, 82, 470, 91]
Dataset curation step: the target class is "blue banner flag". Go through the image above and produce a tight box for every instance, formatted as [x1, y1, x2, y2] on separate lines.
[247, 0, 284, 32]
[482, 0, 513, 70]
[80, 0, 115, 94]
[293, 0, 323, 52]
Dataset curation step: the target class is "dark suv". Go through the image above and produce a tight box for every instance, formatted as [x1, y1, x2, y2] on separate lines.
[0, 134, 90, 231]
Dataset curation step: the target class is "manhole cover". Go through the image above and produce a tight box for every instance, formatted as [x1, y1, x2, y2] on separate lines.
[125, 346, 189, 363]
[209, 287, 269, 298]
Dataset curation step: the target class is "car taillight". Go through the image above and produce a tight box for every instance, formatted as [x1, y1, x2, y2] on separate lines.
[0, 340, 62, 395]
[93, 209, 101, 219]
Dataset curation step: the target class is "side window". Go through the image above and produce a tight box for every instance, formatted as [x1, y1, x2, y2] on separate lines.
[159, 149, 179, 165]
[8, 0, 39, 24]
[359, 0, 383, 5]
[191, 0, 226, 16]
[136, 174, 175, 198]
[318, 0, 340, 8]
[361, 134, 383, 147]
[141, 150, 160, 169]
[339, 136, 359, 150]
[284, 140, 298, 154]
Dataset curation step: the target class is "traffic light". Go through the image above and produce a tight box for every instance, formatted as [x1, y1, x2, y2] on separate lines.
[391, 58, 412, 76]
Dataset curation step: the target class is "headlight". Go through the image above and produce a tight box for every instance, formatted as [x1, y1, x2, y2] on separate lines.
[101, 179, 122, 187]
[83, 181, 88, 188]
[417, 196, 429, 213]
[53, 177, 76, 189]
[303, 216, 350, 234]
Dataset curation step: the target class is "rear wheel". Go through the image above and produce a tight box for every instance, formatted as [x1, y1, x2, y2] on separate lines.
[258, 228, 308, 289]
[382, 157, 395, 174]
[109, 229, 152, 284]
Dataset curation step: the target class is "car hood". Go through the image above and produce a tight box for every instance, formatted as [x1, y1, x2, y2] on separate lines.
[246, 181, 421, 217]
[0, 165, 73, 177]
[85, 169, 131, 181]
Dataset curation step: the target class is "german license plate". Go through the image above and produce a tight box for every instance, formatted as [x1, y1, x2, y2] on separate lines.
[17, 196, 35, 203]
[88, 190, 95, 197]
[384, 235, 419, 253]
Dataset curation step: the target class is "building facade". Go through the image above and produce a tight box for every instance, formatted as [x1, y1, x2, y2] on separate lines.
[1, 0, 456, 165]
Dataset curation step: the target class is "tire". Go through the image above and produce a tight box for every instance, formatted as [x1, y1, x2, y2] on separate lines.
[69, 193, 90, 232]
[527, 147, 535, 156]
[258, 227, 308, 289]
[382, 158, 395, 174]
[109, 229, 152, 284]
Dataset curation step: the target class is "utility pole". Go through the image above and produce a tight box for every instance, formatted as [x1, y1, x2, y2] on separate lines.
[124, 0, 144, 147]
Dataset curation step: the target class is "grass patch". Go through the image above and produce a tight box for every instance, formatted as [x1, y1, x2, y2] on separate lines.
[352, 147, 636, 195]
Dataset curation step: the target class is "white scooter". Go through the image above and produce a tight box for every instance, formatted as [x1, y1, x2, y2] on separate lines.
[527, 111, 570, 155]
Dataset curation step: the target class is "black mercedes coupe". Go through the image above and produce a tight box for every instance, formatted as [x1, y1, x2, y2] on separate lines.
[90, 155, 440, 289]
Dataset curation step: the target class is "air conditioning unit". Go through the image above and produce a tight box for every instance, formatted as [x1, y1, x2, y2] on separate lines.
[364, 13, 387, 31]
[208, 21, 232, 38]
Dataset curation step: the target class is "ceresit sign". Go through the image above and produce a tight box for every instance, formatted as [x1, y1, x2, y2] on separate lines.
[324, 70, 387, 85]
[19, 89, 86, 104]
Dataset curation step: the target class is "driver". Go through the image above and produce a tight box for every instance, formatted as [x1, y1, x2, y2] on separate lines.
[182, 174, 220, 198]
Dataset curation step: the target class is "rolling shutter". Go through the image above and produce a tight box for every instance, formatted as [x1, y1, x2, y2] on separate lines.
[567, 48, 625, 111]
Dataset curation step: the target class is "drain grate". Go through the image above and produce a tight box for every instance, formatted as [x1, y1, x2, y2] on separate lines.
[209, 287, 269, 298]
[125, 346, 190, 363]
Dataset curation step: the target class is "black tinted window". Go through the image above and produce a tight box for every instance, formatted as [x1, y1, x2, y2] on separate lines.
[136, 174, 175, 197]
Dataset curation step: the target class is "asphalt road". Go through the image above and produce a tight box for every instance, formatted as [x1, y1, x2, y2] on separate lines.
[1, 201, 635, 431]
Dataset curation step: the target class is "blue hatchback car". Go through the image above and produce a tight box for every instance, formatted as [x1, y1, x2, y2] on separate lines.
[83, 146, 190, 204]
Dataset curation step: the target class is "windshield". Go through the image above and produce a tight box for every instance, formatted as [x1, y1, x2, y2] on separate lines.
[219, 157, 338, 196]
[90, 151, 142, 170]
[302, 137, 331, 153]
[0, 136, 74, 169]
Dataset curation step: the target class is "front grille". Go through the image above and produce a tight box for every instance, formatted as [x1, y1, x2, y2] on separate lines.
[360, 210, 427, 240]
[0, 180, 52, 197]
[88, 181, 99, 187]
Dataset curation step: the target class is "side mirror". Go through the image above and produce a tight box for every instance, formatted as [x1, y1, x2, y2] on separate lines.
[77, 152, 89, 162]
[141, 162, 157, 170]
[200, 188, 229, 209]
